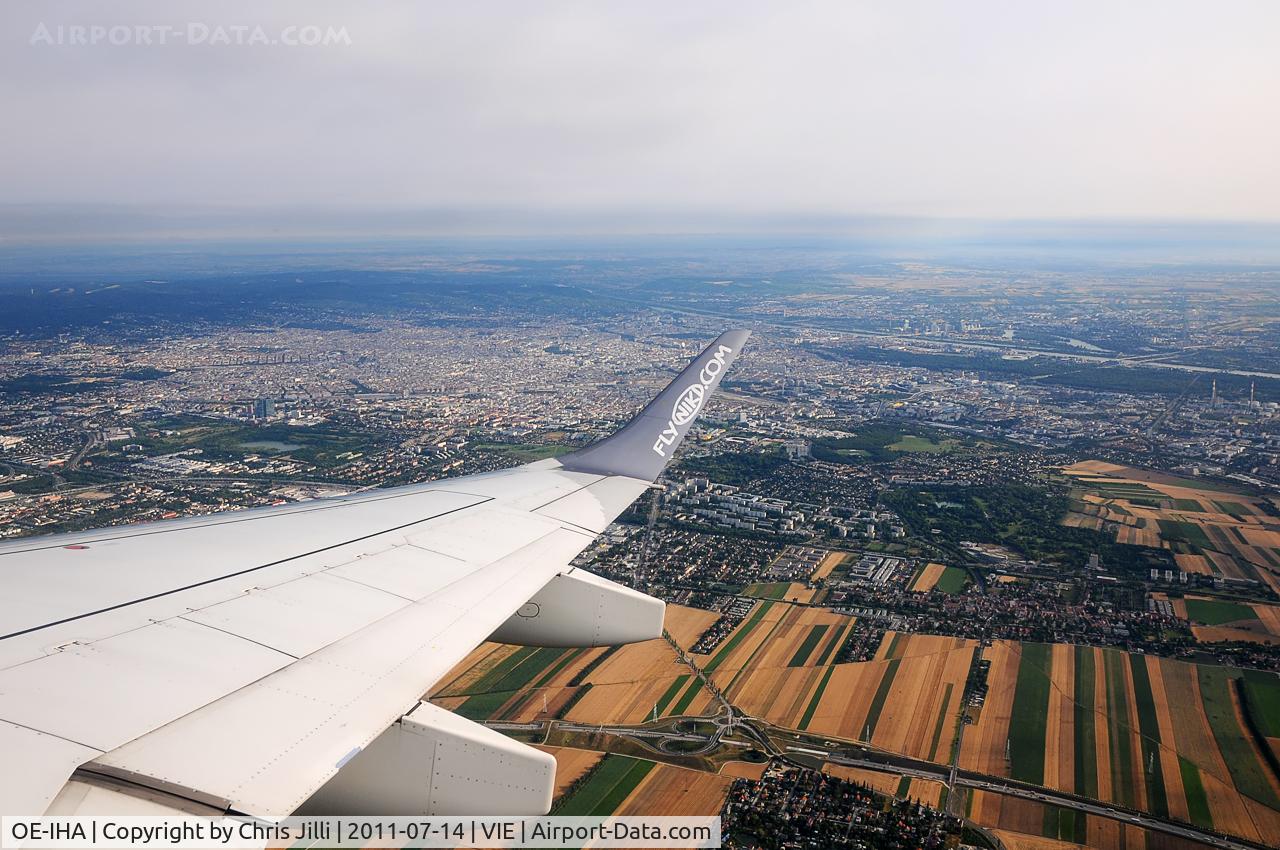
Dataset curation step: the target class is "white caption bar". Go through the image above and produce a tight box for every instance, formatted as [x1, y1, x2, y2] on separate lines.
[2, 817, 720, 849]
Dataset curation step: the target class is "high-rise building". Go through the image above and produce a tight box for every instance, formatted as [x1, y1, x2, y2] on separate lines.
[254, 398, 276, 420]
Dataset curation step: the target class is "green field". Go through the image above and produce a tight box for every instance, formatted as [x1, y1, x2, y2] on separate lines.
[452, 646, 570, 720]
[124, 416, 373, 469]
[788, 625, 829, 667]
[1184, 598, 1256, 625]
[654, 675, 690, 717]
[1197, 665, 1280, 808]
[1127, 655, 1169, 817]
[1073, 646, 1098, 800]
[813, 623, 849, 666]
[798, 665, 836, 731]
[554, 755, 655, 816]
[1008, 644, 1052, 784]
[934, 566, 968, 594]
[888, 435, 955, 453]
[1179, 756, 1214, 829]
[1214, 501, 1253, 517]
[743, 582, 791, 600]
[473, 442, 572, 462]
[1157, 519, 1213, 548]
[1241, 669, 1280, 736]
[668, 677, 705, 716]
[1103, 649, 1138, 810]
[862, 658, 901, 741]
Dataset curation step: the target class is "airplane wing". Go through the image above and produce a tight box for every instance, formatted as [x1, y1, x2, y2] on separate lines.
[0, 330, 750, 819]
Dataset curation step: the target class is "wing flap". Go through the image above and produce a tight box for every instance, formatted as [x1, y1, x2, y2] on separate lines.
[0, 618, 293, 752]
[181, 573, 410, 658]
[0, 721, 102, 817]
[90, 527, 591, 816]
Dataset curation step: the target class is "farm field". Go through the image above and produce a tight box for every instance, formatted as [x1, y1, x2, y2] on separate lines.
[966, 788, 1219, 850]
[537, 746, 603, 798]
[742, 580, 815, 603]
[823, 764, 947, 807]
[549, 753, 733, 818]
[552, 754, 657, 815]
[811, 550, 846, 581]
[1153, 593, 1280, 645]
[910, 562, 947, 592]
[429, 591, 1279, 845]
[428, 604, 718, 724]
[959, 640, 1280, 845]
[613, 762, 735, 816]
[719, 621, 975, 763]
[1060, 461, 1280, 594]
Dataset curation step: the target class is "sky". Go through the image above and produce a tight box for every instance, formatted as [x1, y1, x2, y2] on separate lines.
[2, 0, 1279, 239]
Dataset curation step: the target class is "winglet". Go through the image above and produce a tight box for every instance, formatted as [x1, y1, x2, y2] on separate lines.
[558, 330, 751, 481]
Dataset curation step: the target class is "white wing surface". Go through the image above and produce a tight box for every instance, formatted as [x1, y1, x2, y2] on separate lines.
[0, 330, 750, 819]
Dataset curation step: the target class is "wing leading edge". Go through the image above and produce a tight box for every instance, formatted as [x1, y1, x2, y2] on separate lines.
[0, 330, 751, 818]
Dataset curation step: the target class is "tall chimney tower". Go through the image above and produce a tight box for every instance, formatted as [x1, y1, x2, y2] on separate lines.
[1211, 378, 1218, 407]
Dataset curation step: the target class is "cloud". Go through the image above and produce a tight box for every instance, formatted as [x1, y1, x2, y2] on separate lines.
[2, 0, 1278, 231]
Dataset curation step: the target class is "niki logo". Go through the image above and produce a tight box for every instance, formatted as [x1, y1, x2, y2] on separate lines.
[652, 344, 733, 457]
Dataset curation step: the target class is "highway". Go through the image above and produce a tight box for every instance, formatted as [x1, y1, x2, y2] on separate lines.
[500, 701, 1274, 850]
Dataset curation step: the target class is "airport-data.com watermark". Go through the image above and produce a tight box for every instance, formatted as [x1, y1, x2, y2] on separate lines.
[29, 22, 352, 47]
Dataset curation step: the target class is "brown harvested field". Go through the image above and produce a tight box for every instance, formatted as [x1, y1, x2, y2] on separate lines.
[422, 603, 719, 725]
[959, 641, 1019, 776]
[1042, 644, 1074, 794]
[991, 832, 1088, 850]
[1062, 462, 1254, 497]
[613, 763, 733, 817]
[431, 603, 715, 719]
[713, 604, 854, 726]
[536, 746, 603, 800]
[782, 582, 818, 603]
[1064, 460, 1128, 475]
[432, 643, 518, 696]
[1116, 525, 1163, 548]
[1063, 512, 1104, 530]
[664, 603, 720, 649]
[822, 765, 946, 805]
[1174, 553, 1214, 575]
[1204, 549, 1250, 579]
[564, 634, 697, 725]
[692, 599, 789, 672]
[811, 551, 845, 581]
[1191, 625, 1279, 645]
[718, 760, 767, 780]
[1238, 525, 1280, 550]
[967, 789, 1226, 850]
[797, 632, 974, 761]
[910, 562, 947, 592]
[1251, 601, 1280, 633]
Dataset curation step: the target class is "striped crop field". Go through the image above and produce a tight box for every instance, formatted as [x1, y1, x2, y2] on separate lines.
[960, 640, 1280, 845]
